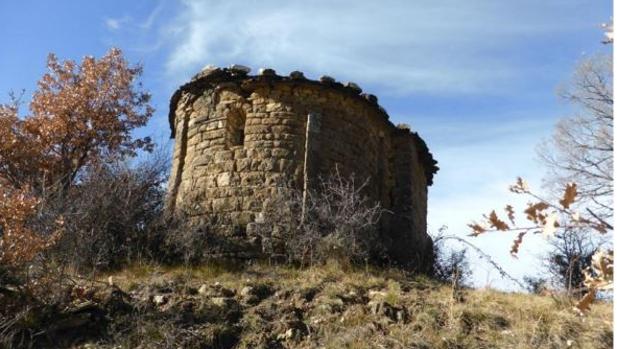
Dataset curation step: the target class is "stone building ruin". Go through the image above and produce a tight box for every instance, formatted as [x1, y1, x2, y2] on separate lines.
[166, 65, 438, 268]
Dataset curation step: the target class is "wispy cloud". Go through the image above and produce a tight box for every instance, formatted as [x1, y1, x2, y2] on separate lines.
[140, 0, 166, 30]
[105, 16, 130, 31]
[162, 0, 592, 95]
[104, 1, 166, 32]
[102, 2, 168, 53]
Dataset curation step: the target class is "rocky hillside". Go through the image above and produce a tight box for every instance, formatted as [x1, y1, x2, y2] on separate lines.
[8, 263, 612, 349]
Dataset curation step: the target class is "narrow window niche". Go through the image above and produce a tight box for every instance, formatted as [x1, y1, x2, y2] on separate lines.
[227, 109, 246, 147]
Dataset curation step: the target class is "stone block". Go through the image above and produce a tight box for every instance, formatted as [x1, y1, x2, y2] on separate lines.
[217, 172, 231, 187]
[214, 150, 234, 162]
[236, 158, 251, 172]
[212, 197, 238, 212]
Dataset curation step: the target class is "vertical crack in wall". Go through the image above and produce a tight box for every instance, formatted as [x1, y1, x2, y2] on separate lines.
[301, 112, 321, 222]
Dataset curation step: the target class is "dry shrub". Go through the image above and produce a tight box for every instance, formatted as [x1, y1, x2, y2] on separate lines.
[161, 198, 257, 266]
[47, 154, 168, 272]
[0, 48, 162, 348]
[256, 172, 386, 266]
[161, 214, 216, 265]
[160, 171, 385, 267]
[432, 238, 471, 287]
[0, 153, 168, 348]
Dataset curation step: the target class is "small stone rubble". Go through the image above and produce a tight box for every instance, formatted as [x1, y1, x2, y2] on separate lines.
[54, 275, 421, 349]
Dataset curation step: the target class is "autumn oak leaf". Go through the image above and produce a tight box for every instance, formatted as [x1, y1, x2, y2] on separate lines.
[574, 289, 596, 315]
[559, 183, 577, 209]
[505, 205, 515, 225]
[467, 222, 487, 237]
[524, 202, 549, 224]
[509, 177, 530, 193]
[510, 231, 526, 257]
[488, 210, 510, 231]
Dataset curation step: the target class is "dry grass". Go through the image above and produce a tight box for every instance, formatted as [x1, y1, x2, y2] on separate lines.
[88, 262, 613, 349]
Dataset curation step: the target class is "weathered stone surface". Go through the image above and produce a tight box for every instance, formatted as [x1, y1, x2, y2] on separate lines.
[166, 67, 438, 269]
[345, 81, 362, 94]
[228, 64, 251, 74]
[289, 71, 305, 79]
[361, 93, 378, 104]
[319, 75, 335, 84]
[192, 65, 223, 81]
[239, 283, 274, 305]
[258, 68, 276, 76]
[397, 123, 411, 131]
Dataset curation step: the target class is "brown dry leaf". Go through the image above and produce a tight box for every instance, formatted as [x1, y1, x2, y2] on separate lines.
[524, 202, 549, 224]
[505, 205, 515, 225]
[559, 183, 577, 209]
[468, 222, 487, 237]
[0, 185, 63, 266]
[575, 251, 613, 316]
[510, 231, 526, 257]
[585, 250, 614, 290]
[509, 177, 530, 193]
[488, 210, 510, 231]
[574, 288, 596, 315]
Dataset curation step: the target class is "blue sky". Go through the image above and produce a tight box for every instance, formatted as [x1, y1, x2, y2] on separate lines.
[0, 0, 612, 289]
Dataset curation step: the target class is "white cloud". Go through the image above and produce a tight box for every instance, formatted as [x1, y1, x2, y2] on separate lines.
[104, 1, 165, 33]
[105, 18, 121, 30]
[102, 2, 167, 53]
[140, 0, 166, 30]
[162, 0, 592, 95]
[105, 16, 130, 31]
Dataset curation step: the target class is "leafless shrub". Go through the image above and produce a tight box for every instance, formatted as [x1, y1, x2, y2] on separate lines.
[256, 171, 386, 266]
[545, 228, 601, 297]
[432, 235, 472, 287]
[523, 276, 550, 294]
[161, 213, 218, 266]
[162, 188, 257, 266]
[45, 152, 169, 273]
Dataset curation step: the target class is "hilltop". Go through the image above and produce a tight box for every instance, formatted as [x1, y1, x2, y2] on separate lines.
[6, 263, 611, 349]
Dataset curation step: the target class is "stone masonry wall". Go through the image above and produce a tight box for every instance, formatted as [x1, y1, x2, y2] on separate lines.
[167, 66, 438, 268]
